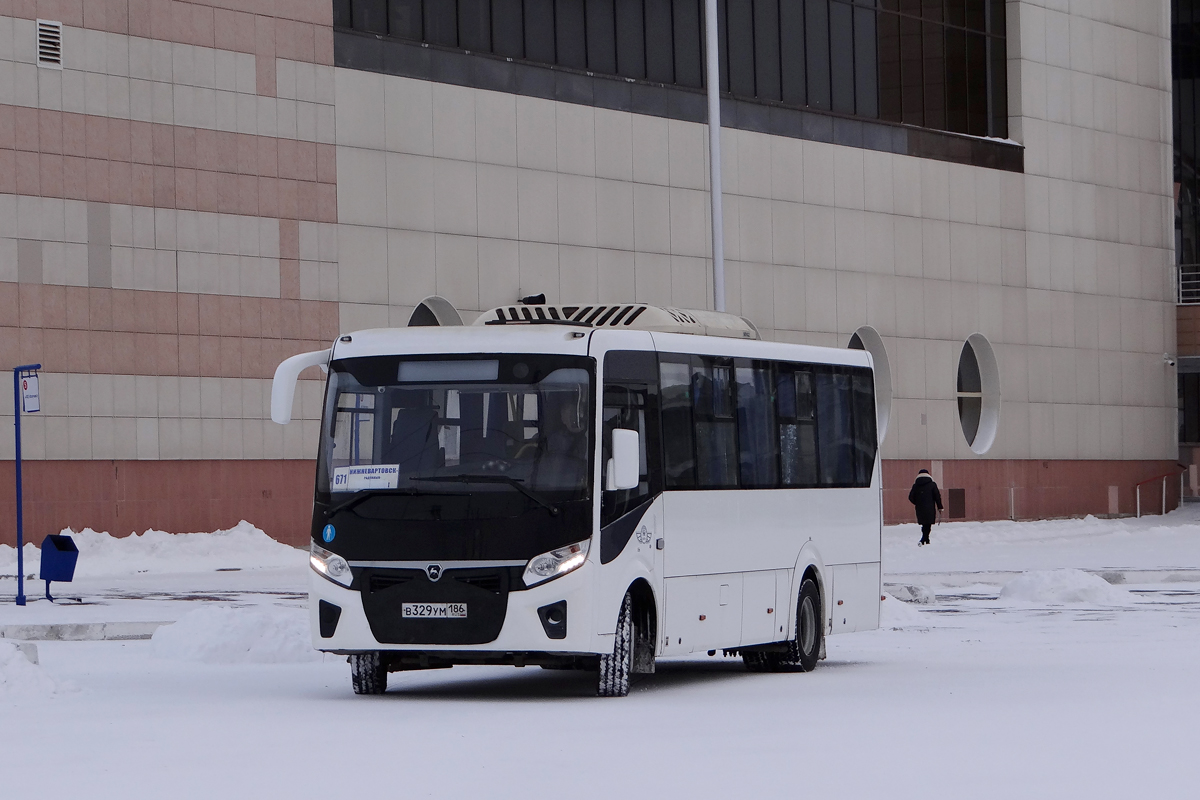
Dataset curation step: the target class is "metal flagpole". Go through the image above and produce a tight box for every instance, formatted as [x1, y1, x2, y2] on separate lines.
[704, 0, 726, 312]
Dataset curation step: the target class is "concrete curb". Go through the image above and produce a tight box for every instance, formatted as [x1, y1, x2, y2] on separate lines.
[0, 621, 172, 641]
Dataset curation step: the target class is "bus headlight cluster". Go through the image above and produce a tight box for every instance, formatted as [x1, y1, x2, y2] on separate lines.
[523, 540, 590, 587]
[310, 542, 353, 587]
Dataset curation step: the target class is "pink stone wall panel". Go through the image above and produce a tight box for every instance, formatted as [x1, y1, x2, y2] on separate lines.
[882, 459, 1182, 524]
[0, 459, 317, 547]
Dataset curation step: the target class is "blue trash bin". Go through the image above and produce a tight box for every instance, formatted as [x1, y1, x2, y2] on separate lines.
[39, 534, 78, 602]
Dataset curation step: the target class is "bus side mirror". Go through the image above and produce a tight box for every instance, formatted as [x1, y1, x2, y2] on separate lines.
[271, 349, 331, 424]
[606, 429, 640, 491]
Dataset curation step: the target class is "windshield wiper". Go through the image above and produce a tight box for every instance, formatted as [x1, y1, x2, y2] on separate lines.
[325, 488, 431, 518]
[411, 474, 560, 516]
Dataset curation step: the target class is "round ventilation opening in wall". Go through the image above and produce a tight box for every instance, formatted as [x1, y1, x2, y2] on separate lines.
[848, 326, 892, 443]
[957, 333, 1001, 454]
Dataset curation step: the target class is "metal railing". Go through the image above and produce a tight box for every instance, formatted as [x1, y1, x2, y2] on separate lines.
[1135, 467, 1186, 517]
[1179, 264, 1200, 304]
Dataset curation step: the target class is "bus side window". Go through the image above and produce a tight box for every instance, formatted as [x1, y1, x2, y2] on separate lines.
[660, 359, 696, 488]
[816, 370, 856, 486]
[851, 371, 877, 484]
[693, 357, 738, 489]
[736, 360, 778, 488]
[778, 367, 818, 486]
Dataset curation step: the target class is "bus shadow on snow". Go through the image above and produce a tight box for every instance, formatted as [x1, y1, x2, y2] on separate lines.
[379, 659, 865, 700]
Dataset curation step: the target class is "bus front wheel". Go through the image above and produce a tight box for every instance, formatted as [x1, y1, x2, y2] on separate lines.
[350, 652, 387, 695]
[597, 592, 633, 697]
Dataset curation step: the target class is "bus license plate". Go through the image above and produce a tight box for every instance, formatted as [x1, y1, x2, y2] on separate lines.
[402, 603, 468, 619]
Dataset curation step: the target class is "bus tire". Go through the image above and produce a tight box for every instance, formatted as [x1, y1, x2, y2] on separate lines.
[350, 652, 387, 695]
[597, 592, 633, 697]
[776, 578, 822, 672]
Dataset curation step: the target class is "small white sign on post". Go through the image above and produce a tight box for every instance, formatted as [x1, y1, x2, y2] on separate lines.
[21, 374, 39, 413]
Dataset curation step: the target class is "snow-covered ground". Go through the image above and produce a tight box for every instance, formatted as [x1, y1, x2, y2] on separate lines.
[2, 511, 1199, 798]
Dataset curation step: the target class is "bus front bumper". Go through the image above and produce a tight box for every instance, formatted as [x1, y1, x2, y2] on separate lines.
[308, 560, 601, 657]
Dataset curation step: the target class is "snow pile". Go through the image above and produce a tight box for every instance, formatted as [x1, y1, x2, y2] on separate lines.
[0, 521, 305, 578]
[151, 606, 321, 664]
[887, 584, 937, 604]
[999, 569, 1132, 605]
[879, 594, 929, 627]
[0, 641, 61, 699]
[885, 504, 1200, 576]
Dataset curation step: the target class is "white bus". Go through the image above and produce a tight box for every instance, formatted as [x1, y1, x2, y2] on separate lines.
[272, 303, 882, 696]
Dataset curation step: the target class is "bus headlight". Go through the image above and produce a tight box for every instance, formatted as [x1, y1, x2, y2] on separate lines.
[523, 540, 590, 587]
[310, 542, 353, 587]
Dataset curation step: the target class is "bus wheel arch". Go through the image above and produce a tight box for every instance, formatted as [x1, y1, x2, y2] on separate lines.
[627, 578, 657, 674]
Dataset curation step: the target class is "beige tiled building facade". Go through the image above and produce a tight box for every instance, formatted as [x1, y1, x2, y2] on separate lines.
[0, 0, 1181, 545]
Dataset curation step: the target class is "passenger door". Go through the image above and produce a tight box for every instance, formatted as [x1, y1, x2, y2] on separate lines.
[589, 333, 665, 630]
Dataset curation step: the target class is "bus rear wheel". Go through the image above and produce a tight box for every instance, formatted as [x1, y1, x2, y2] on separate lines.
[777, 578, 822, 672]
[597, 592, 633, 697]
[350, 652, 387, 695]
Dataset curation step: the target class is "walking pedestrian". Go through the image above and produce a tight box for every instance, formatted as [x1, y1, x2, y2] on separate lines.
[908, 468, 943, 546]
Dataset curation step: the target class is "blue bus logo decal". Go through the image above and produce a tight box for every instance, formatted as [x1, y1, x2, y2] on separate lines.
[322, 524, 336, 543]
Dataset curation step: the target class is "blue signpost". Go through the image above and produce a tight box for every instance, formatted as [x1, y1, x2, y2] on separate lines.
[13, 364, 41, 606]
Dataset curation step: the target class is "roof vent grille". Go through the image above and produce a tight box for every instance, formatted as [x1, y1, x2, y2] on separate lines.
[36, 20, 63, 69]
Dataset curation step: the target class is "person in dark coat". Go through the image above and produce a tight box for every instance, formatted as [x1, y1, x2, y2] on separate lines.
[908, 468, 943, 546]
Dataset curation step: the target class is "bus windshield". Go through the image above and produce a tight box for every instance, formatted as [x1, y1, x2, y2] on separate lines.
[318, 355, 594, 507]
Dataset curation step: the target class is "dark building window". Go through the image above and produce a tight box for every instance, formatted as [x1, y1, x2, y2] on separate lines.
[1175, 0, 1200, 281]
[334, 0, 1008, 139]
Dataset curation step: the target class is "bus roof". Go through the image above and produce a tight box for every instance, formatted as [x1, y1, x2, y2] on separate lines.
[473, 303, 761, 340]
[327, 325, 873, 370]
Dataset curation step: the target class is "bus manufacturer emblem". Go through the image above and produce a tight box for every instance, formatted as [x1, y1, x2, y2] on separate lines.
[426, 564, 443, 582]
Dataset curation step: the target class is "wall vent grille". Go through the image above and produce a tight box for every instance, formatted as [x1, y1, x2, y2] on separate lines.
[36, 20, 63, 69]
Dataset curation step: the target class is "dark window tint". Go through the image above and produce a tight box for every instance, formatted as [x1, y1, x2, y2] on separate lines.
[334, 0, 353, 29]
[693, 359, 739, 489]
[727, 0, 756, 98]
[736, 361, 778, 488]
[853, 4, 878, 117]
[389, 0, 424, 40]
[354, 0, 389, 34]
[616, 0, 647, 79]
[777, 368, 818, 487]
[425, 0, 459, 45]
[805, 0, 831, 110]
[645, 0, 675, 83]
[459, 0, 492, 50]
[673, 0, 704, 87]
[851, 372, 877, 484]
[601, 383, 653, 526]
[556, 0, 588, 68]
[340, 0, 1006, 140]
[815, 371, 855, 485]
[587, 0, 618, 73]
[754, 0, 781, 102]
[493, 0, 525, 57]
[944, 24, 967, 132]
[877, 9, 901, 121]
[779, 0, 806, 105]
[965, 30, 988, 136]
[525, 0, 557, 62]
[922, 19, 946, 129]
[899, 13, 922, 125]
[660, 359, 696, 488]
